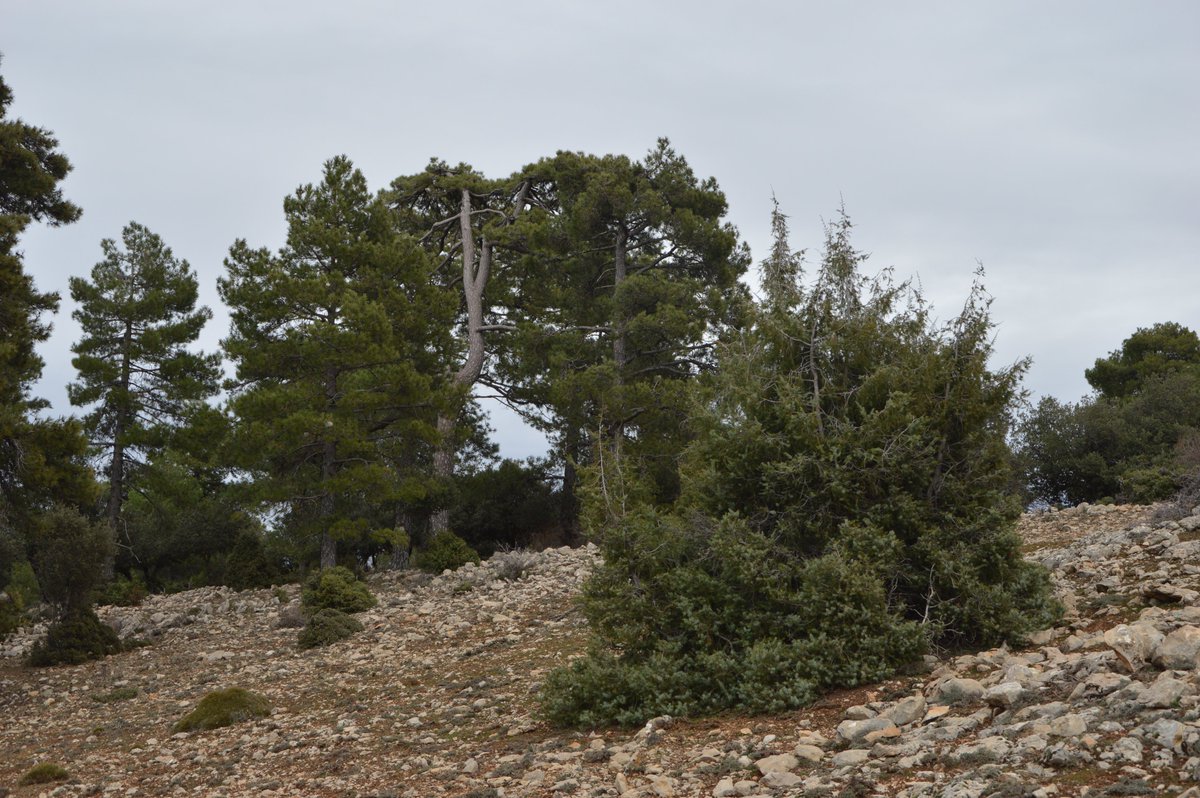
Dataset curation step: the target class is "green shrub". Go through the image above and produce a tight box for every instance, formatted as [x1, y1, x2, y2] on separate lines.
[173, 687, 272, 732]
[19, 762, 70, 785]
[28, 608, 122, 667]
[8, 559, 41, 607]
[413, 531, 480, 573]
[542, 211, 1060, 726]
[33, 504, 114, 615]
[300, 566, 375, 614]
[98, 571, 149, 607]
[0, 591, 21, 637]
[297, 607, 363, 649]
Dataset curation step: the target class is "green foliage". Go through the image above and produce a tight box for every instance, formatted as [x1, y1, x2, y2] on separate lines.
[301, 566, 375, 613]
[68, 222, 221, 528]
[297, 607, 364, 649]
[28, 608, 122, 666]
[32, 504, 114, 615]
[495, 141, 751, 515]
[220, 156, 454, 568]
[413, 531, 481, 573]
[0, 591, 21, 637]
[0, 64, 96, 573]
[1020, 358, 1200, 505]
[7, 558, 40, 607]
[18, 762, 70, 786]
[173, 687, 272, 732]
[1086, 322, 1200, 400]
[98, 570, 148, 607]
[450, 459, 562, 554]
[543, 209, 1058, 726]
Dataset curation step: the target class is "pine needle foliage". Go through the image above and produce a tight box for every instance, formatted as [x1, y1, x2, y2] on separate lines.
[542, 209, 1059, 727]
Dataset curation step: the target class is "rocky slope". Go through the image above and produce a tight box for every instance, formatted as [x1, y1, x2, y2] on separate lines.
[4, 503, 1200, 798]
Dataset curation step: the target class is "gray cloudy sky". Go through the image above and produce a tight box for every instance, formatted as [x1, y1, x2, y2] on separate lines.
[5, 1, 1199, 459]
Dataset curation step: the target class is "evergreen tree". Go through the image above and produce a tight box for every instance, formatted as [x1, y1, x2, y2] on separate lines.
[500, 140, 750, 519]
[68, 222, 221, 529]
[0, 62, 96, 601]
[1085, 321, 1200, 400]
[220, 156, 454, 568]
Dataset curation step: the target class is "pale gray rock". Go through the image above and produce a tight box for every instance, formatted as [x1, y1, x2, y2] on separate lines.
[836, 716, 897, 743]
[762, 771, 805, 789]
[830, 749, 869, 767]
[1139, 674, 1191, 708]
[984, 681, 1026, 708]
[1103, 623, 1164, 670]
[844, 703, 876, 720]
[1154, 625, 1200, 669]
[884, 694, 927, 727]
[791, 744, 824, 763]
[754, 753, 798, 775]
[1046, 713, 1088, 737]
[946, 736, 1010, 764]
[934, 677, 985, 705]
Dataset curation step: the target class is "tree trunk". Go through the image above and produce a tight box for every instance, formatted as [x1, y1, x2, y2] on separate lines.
[319, 363, 338, 569]
[107, 320, 133, 531]
[560, 435, 580, 543]
[430, 189, 491, 535]
[610, 224, 629, 459]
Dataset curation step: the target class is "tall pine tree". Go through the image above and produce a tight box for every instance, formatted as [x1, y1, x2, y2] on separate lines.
[221, 156, 454, 568]
[68, 222, 221, 530]
[1, 61, 97, 616]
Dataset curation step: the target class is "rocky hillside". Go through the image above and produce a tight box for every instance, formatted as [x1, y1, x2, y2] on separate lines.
[5, 503, 1200, 798]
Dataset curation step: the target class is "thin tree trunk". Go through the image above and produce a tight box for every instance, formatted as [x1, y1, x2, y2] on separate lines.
[610, 224, 629, 459]
[320, 363, 338, 568]
[107, 321, 133, 530]
[431, 189, 491, 534]
[560, 435, 580, 543]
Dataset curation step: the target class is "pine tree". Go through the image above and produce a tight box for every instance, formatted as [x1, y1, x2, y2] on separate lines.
[0, 63, 95, 575]
[68, 222, 221, 529]
[501, 140, 750, 516]
[220, 156, 454, 568]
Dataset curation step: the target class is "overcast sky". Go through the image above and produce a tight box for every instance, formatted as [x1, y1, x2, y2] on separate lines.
[5, 1, 1198, 460]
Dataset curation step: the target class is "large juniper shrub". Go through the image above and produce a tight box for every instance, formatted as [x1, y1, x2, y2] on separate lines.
[541, 209, 1060, 726]
[28, 608, 122, 666]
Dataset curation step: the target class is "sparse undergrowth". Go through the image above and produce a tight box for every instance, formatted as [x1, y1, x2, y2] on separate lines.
[173, 687, 272, 732]
[19, 762, 70, 785]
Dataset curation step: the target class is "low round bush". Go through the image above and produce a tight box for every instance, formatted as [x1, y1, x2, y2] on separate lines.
[28, 608, 122, 667]
[297, 607, 363, 649]
[19, 762, 70, 785]
[413, 531, 481, 574]
[300, 566, 375, 614]
[173, 687, 272, 732]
